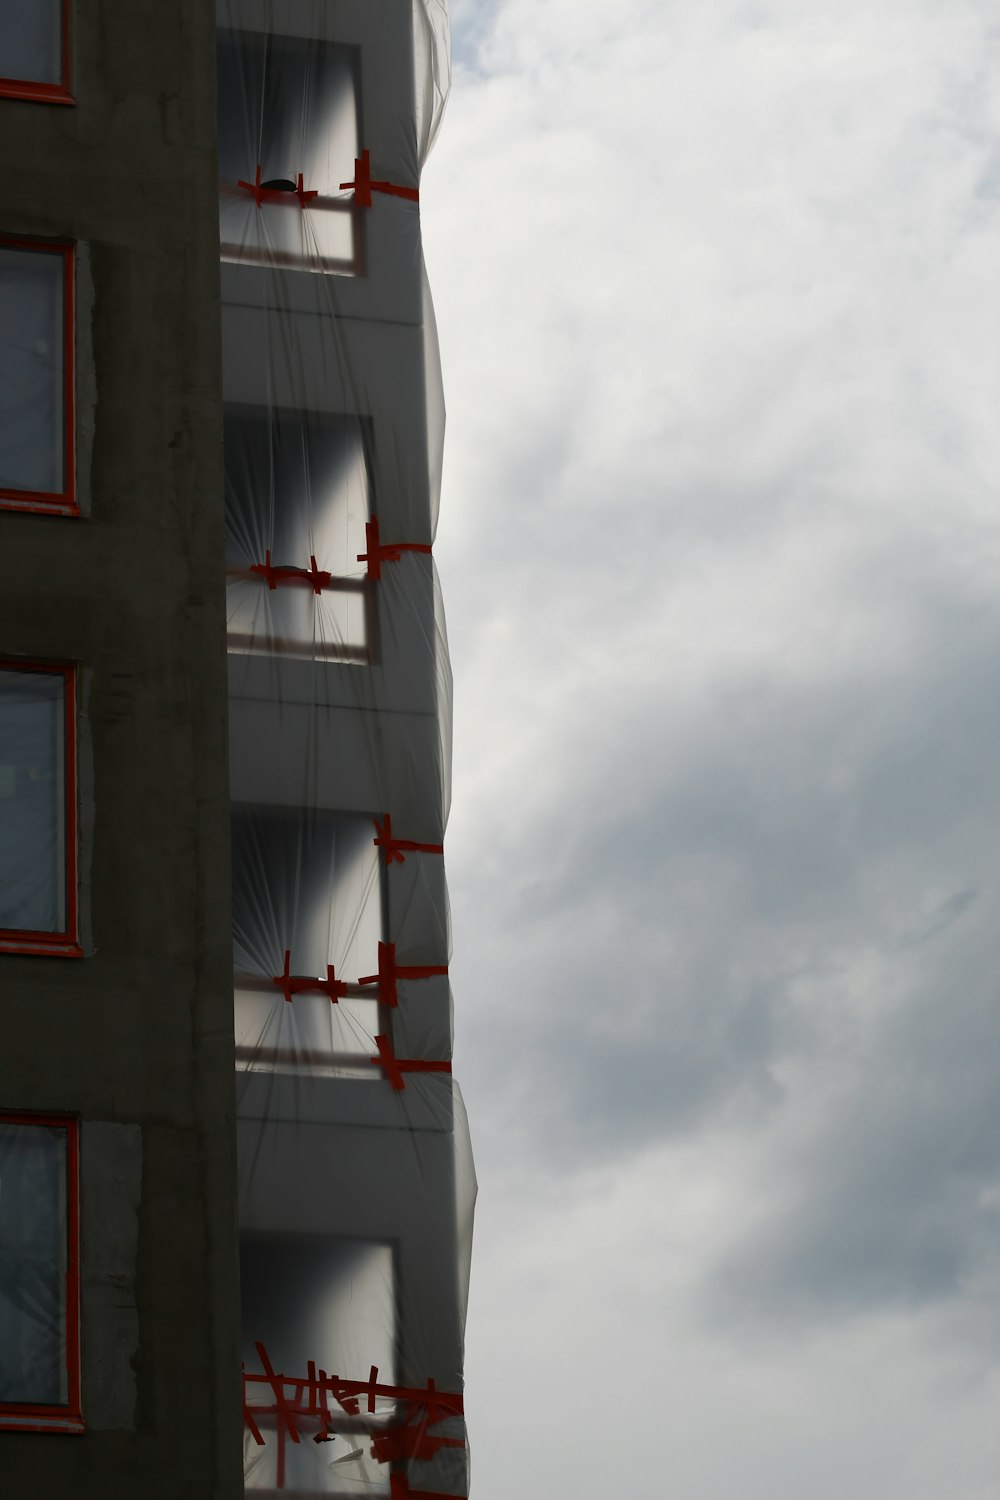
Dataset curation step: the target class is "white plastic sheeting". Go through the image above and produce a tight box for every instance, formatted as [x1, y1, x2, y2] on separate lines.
[217, 3, 473, 1495]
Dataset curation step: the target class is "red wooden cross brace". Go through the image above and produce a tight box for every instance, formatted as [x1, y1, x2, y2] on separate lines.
[340, 148, 419, 207]
[357, 941, 448, 1009]
[237, 163, 319, 207]
[243, 1353, 464, 1428]
[335, 1370, 462, 1422]
[373, 814, 444, 866]
[249, 551, 333, 595]
[306, 1363, 368, 1424]
[369, 1034, 453, 1092]
[272, 949, 348, 1005]
[357, 516, 432, 580]
[241, 1370, 265, 1448]
[251, 1341, 304, 1489]
[371, 1415, 466, 1466]
[292, 171, 319, 207]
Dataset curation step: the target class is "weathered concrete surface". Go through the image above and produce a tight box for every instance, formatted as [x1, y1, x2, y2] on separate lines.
[0, 3, 242, 1495]
[80, 1123, 142, 1432]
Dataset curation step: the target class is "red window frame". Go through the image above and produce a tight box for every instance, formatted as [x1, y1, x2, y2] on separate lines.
[0, 660, 80, 957]
[0, 5, 74, 106]
[0, 236, 76, 516]
[0, 1112, 82, 1433]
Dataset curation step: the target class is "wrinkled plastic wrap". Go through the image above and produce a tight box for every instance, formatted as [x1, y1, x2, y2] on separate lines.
[0, 244, 66, 499]
[216, 3, 473, 1495]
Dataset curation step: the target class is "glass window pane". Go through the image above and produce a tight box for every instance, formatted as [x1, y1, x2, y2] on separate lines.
[0, 670, 66, 935]
[0, 1122, 69, 1407]
[0, 1, 62, 86]
[0, 247, 65, 497]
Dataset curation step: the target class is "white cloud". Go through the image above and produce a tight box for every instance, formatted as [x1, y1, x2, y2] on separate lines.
[422, 1, 1000, 1494]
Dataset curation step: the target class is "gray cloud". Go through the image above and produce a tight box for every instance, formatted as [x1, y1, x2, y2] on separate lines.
[423, 1, 1000, 1495]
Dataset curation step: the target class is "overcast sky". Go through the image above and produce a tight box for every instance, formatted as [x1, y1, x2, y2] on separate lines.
[421, 3, 1000, 1496]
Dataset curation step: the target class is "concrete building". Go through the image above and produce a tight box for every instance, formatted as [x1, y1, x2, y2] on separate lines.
[0, 4, 469, 1498]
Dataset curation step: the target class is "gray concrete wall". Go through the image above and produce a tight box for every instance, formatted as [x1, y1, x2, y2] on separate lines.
[0, 3, 243, 1496]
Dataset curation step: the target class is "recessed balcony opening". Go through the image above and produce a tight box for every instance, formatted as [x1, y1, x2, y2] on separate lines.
[231, 804, 384, 1077]
[217, 28, 362, 276]
[225, 405, 373, 665]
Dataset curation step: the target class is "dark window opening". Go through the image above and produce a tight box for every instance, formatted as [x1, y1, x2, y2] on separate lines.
[231, 805, 384, 1075]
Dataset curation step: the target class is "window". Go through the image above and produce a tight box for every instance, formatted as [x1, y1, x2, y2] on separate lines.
[0, 238, 75, 515]
[0, 2, 72, 105]
[217, 28, 361, 274]
[232, 806, 383, 1076]
[0, 1114, 81, 1433]
[0, 662, 79, 956]
[225, 407, 372, 663]
[242, 1232, 395, 1494]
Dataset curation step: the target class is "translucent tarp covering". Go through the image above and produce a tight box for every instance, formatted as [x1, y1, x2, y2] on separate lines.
[224, 408, 372, 662]
[0, 668, 66, 936]
[0, 1121, 69, 1407]
[216, 3, 473, 1494]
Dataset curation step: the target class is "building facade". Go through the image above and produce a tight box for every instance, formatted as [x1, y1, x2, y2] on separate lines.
[0, 3, 470, 1497]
